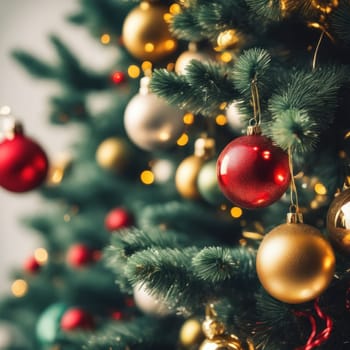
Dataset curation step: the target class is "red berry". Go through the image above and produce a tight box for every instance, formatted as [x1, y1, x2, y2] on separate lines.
[24, 256, 41, 273]
[104, 207, 133, 232]
[66, 244, 94, 267]
[60, 308, 94, 331]
[111, 71, 126, 84]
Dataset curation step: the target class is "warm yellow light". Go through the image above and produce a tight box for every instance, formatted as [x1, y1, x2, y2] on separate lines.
[220, 204, 228, 211]
[140, 170, 155, 185]
[163, 13, 172, 23]
[177, 133, 189, 146]
[144, 43, 155, 53]
[63, 214, 71, 222]
[183, 113, 195, 125]
[216, 114, 227, 126]
[314, 183, 327, 195]
[310, 200, 319, 209]
[339, 150, 347, 159]
[128, 65, 141, 79]
[100, 33, 111, 45]
[141, 61, 153, 74]
[169, 3, 181, 14]
[167, 62, 175, 71]
[221, 52, 233, 63]
[11, 279, 28, 297]
[48, 168, 64, 185]
[219, 102, 227, 110]
[230, 207, 243, 218]
[165, 40, 176, 51]
[34, 248, 48, 265]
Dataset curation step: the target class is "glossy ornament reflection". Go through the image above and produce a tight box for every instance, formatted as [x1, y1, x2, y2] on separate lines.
[257, 213, 336, 304]
[327, 187, 350, 254]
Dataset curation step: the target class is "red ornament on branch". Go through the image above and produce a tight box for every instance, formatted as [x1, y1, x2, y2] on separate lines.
[66, 244, 95, 267]
[111, 71, 126, 85]
[23, 256, 41, 274]
[104, 207, 133, 232]
[60, 308, 94, 331]
[217, 131, 290, 209]
[0, 122, 49, 192]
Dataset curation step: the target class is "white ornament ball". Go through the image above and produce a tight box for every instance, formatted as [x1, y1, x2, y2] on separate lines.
[133, 283, 171, 317]
[225, 100, 246, 133]
[152, 159, 175, 183]
[124, 77, 184, 151]
[175, 50, 211, 75]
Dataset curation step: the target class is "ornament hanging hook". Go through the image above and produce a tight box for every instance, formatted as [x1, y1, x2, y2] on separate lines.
[287, 147, 303, 223]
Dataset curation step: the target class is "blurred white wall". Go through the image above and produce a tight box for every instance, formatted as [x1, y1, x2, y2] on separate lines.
[0, 0, 118, 295]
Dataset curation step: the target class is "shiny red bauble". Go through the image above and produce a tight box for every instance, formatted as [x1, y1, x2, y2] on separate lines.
[60, 308, 94, 331]
[104, 207, 133, 232]
[0, 130, 49, 192]
[66, 244, 95, 267]
[23, 256, 41, 274]
[217, 134, 290, 209]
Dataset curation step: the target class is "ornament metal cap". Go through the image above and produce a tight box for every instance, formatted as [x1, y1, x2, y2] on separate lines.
[286, 212, 303, 224]
[246, 125, 261, 136]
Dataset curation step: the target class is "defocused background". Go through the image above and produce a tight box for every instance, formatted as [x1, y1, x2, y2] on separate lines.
[0, 0, 116, 295]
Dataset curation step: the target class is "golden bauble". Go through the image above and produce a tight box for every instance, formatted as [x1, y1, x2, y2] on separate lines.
[327, 188, 350, 255]
[96, 137, 130, 172]
[175, 155, 204, 200]
[122, 1, 178, 62]
[217, 29, 241, 50]
[256, 221, 335, 304]
[179, 319, 204, 347]
[200, 334, 255, 350]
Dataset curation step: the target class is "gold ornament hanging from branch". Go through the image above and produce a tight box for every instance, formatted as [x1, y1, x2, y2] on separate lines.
[175, 136, 216, 200]
[199, 304, 255, 350]
[122, 1, 178, 62]
[327, 177, 350, 255]
[216, 29, 242, 51]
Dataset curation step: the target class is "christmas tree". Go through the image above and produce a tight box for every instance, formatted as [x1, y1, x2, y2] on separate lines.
[1, 0, 350, 349]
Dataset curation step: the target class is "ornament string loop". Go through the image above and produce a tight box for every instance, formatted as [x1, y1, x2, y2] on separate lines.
[250, 76, 261, 126]
[294, 298, 333, 350]
[311, 30, 325, 71]
[288, 147, 300, 215]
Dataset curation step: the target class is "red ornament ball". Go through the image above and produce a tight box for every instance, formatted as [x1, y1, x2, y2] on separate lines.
[66, 244, 94, 267]
[24, 256, 41, 274]
[60, 308, 94, 331]
[111, 71, 126, 84]
[217, 134, 290, 209]
[0, 130, 49, 192]
[104, 207, 133, 232]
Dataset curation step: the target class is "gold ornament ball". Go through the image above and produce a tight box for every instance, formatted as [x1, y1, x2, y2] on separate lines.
[96, 137, 130, 172]
[122, 1, 177, 62]
[179, 319, 203, 347]
[175, 155, 204, 200]
[327, 188, 350, 255]
[217, 29, 241, 50]
[200, 334, 255, 350]
[256, 222, 335, 304]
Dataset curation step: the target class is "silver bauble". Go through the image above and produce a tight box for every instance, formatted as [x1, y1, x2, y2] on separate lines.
[175, 43, 212, 75]
[225, 101, 246, 133]
[124, 77, 184, 151]
[133, 283, 171, 317]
